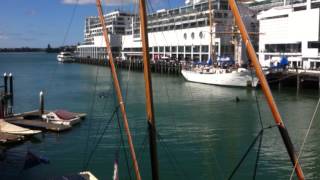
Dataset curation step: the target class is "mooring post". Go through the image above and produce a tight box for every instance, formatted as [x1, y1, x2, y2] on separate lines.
[39, 91, 44, 115]
[297, 71, 300, 92]
[318, 75, 320, 91]
[3, 73, 8, 117]
[8, 73, 13, 115]
[0, 98, 4, 119]
[3, 73, 8, 95]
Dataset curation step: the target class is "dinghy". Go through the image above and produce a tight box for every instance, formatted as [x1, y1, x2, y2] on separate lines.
[0, 119, 41, 135]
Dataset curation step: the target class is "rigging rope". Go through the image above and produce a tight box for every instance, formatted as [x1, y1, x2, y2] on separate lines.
[289, 97, 320, 180]
[227, 125, 277, 180]
[156, 132, 190, 180]
[83, 105, 120, 169]
[116, 111, 133, 180]
[82, 65, 101, 170]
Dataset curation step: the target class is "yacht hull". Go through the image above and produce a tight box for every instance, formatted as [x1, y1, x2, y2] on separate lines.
[181, 69, 259, 87]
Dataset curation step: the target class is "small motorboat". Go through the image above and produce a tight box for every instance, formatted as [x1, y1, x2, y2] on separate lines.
[57, 51, 74, 63]
[0, 119, 41, 136]
[41, 110, 81, 126]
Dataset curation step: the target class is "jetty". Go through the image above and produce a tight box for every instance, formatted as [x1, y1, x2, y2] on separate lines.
[74, 58, 183, 75]
[0, 73, 86, 145]
[5, 110, 86, 132]
[267, 69, 320, 90]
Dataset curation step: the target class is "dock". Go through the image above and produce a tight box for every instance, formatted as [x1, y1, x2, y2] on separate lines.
[74, 58, 183, 75]
[266, 69, 320, 90]
[0, 132, 24, 145]
[5, 110, 86, 132]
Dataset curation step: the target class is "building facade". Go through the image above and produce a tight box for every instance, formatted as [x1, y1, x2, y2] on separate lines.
[76, 11, 133, 59]
[121, 0, 235, 63]
[76, 0, 257, 65]
[257, 0, 320, 69]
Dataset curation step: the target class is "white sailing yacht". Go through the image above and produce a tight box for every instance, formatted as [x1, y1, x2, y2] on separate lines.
[181, 0, 259, 88]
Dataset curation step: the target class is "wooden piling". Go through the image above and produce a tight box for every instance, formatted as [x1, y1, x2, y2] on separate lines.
[297, 72, 300, 92]
[39, 91, 44, 115]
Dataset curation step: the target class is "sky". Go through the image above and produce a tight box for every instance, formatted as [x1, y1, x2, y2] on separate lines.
[0, 0, 185, 48]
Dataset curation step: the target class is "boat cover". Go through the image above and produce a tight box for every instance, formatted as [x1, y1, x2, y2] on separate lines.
[54, 110, 77, 120]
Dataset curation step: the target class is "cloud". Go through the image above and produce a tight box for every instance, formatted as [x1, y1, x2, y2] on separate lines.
[62, 0, 135, 5]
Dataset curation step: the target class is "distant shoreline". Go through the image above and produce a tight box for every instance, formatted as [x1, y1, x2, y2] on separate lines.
[0, 46, 76, 53]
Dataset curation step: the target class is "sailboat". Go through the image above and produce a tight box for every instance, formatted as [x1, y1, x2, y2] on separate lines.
[181, 0, 259, 88]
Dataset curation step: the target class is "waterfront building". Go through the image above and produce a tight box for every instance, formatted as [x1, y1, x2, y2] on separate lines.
[76, 0, 258, 65]
[122, 0, 236, 63]
[76, 11, 133, 59]
[257, 0, 320, 69]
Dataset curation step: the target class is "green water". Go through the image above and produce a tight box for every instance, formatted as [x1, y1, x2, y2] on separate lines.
[0, 52, 319, 180]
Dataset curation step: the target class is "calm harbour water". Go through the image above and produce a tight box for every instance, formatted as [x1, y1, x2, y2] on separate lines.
[0, 52, 319, 180]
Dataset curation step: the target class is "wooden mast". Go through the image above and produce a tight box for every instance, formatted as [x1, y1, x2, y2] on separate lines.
[227, 0, 305, 179]
[139, 0, 160, 180]
[208, 0, 214, 63]
[95, 1, 141, 180]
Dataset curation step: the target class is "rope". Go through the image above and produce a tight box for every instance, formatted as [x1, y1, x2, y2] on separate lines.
[227, 125, 277, 180]
[289, 97, 320, 180]
[61, 0, 79, 46]
[156, 132, 190, 180]
[83, 105, 119, 169]
[82, 65, 100, 170]
[253, 130, 263, 180]
[116, 111, 133, 180]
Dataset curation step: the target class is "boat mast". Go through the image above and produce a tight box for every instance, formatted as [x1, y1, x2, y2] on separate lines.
[95, 1, 141, 180]
[139, 0, 160, 180]
[227, 0, 305, 179]
[208, 0, 215, 63]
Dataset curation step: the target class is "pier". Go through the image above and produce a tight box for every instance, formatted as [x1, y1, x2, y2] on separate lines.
[266, 69, 320, 90]
[1, 73, 87, 145]
[74, 58, 183, 76]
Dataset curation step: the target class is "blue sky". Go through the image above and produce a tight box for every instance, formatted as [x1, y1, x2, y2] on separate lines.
[0, 0, 185, 48]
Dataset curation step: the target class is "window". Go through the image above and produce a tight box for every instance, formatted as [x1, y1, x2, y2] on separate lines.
[265, 43, 301, 53]
[191, 32, 195, 39]
[199, 31, 204, 39]
[201, 45, 209, 52]
[183, 33, 187, 40]
[185, 46, 191, 52]
[172, 46, 177, 52]
[178, 46, 184, 52]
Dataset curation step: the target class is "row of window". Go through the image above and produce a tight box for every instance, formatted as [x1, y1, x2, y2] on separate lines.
[123, 45, 211, 53]
[265, 43, 301, 53]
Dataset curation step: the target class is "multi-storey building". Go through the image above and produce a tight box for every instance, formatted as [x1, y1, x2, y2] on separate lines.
[76, 0, 257, 65]
[257, 0, 320, 69]
[76, 11, 133, 59]
[122, 0, 236, 63]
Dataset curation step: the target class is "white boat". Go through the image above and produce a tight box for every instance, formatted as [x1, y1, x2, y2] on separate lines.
[41, 110, 81, 126]
[0, 119, 41, 135]
[181, 67, 259, 87]
[57, 52, 74, 63]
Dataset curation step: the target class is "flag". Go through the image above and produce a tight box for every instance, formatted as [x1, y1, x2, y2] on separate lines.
[206, 58, 212, 65]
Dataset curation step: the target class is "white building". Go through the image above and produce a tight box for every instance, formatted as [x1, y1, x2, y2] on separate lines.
[121, 0, 236, 63]
[76, 0, 257, 65]
[257, 0, 320, 69]
[76, 11, 133, 59]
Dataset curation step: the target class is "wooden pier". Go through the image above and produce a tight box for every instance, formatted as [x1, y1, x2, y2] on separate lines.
[5, 110, 86, 132]
[74, 58, 183, 76]
[0, 132, 24, 145]
[266, 69, 320, 90]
